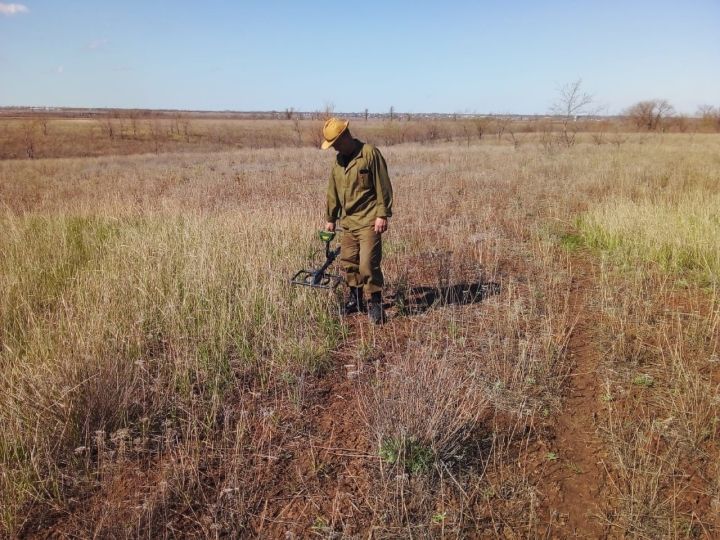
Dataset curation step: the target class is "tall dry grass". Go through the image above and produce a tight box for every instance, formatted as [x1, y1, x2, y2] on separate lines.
[0, 131, 719, 536]
[592, 267, 719, 536]
[0, 151, 346, 533]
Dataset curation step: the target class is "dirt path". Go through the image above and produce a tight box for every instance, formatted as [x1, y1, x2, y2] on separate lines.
[540, 263, 611, 537]
[255, 318, 378, 537]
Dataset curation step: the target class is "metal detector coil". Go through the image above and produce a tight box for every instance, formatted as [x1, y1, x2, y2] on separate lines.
[291, 230, 343, 289]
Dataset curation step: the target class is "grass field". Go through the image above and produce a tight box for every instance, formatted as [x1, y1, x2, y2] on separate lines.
[1, 126, 719, 537]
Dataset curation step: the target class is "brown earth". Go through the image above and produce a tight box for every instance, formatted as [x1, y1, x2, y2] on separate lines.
[536, 261, 611, 538]
[26, 256, 715, 539]
[28, 264, 611, 539]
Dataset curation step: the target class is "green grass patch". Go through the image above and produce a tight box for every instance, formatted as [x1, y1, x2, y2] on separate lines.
[558, 232, 585, 251]
[379, 436, 435, 474]
[578, 192, 720, 285]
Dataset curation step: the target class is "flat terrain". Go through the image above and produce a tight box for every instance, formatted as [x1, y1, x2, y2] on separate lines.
[1, 127, 719, 538]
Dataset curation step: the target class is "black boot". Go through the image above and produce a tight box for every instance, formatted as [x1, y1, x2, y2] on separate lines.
[343, 287, 365, 316]
[368, 292, 385, 324]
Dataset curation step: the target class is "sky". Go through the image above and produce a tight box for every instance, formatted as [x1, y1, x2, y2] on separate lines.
[0, 1, 718, 114]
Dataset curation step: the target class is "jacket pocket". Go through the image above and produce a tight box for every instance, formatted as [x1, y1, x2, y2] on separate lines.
[358, 168, 372, 188]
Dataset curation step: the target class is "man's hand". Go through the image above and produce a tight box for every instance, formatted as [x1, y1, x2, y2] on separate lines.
[325, 221, 336, 232]
[374, 217, 388, 234]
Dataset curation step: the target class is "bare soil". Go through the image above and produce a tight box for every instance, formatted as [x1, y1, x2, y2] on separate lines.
[536, 262, 611, 537]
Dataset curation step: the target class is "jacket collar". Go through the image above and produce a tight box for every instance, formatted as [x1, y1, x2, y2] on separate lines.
[336, 139, 364, 169]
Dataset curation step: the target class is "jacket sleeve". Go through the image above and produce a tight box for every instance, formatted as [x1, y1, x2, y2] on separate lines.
[326, 169, 341, 222]
[371, 148, 393, 218]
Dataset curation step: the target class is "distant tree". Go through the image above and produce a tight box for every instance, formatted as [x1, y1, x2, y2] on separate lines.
[389, 105, 395, 122]
[284, 107, 295, 120]
[364, 108, 368, 121]
[697, 104, 720, 132]
[461, 122, 472, 147]
[493, 116, 511, 141]
[624, 99, 675, 131]
[550, 79, 596, 147]
[505, 123, 520, 150]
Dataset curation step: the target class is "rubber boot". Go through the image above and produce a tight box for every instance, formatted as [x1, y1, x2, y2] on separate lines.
[343, 286, 364, 316]
[368, 292, 385, 324]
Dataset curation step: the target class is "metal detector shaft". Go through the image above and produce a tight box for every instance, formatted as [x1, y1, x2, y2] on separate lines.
[312, 245, 340, 285]
[290, 229, 344, 289]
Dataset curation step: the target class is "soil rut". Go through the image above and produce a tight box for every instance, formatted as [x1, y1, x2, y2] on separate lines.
[540, 263, 610, 538]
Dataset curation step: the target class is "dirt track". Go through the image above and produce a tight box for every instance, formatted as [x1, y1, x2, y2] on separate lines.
[538, 262, 610, 537]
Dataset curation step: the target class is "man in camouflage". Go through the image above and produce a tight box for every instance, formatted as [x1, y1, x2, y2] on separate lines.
[322, 117, 393, 324]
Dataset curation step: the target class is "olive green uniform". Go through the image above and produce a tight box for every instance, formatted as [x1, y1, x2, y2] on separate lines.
[326, 140, 393, 294]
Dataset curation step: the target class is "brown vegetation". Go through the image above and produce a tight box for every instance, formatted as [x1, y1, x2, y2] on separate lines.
[3, 104, 719, 161]
[0, 124, 719, 537]
[624, 99, 676, 131]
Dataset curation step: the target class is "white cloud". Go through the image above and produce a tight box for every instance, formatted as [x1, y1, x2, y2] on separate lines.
[0, 3, 29, 16]
[56, 65, 64, 74]
[87, 39, 109, 50]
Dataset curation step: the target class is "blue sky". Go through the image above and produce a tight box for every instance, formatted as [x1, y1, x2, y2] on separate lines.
[1, 1, 718, 114]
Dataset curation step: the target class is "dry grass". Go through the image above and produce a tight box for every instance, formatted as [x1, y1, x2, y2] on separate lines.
[0, 128, 719, 536]
[593, 268, 719, 537]
[3, 113, 694, 161]
[0, 117, 489, 160]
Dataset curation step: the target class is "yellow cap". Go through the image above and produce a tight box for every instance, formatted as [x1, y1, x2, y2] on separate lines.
[321, 117, 349, 150]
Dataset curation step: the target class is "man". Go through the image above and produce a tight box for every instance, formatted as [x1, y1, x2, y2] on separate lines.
[322, 117, 393, 324]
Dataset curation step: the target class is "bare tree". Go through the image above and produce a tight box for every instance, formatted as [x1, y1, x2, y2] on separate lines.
[305, 120, 324, 148]
[550, 79, 595, 147]
[389, 105, 395, 122]
[697, 105, 720, 132]
[461, 123, 472, 147]
[322, 101, 335, 120]
[624, 99, 675, 131]
[505, 124, 520, 150]
[284, 107, 295, 120]
[493, 116, 512, 141]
